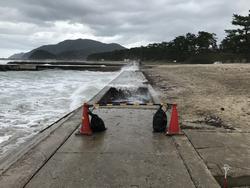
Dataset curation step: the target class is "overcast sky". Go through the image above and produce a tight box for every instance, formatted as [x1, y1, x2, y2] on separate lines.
[0, 0, 249, 57]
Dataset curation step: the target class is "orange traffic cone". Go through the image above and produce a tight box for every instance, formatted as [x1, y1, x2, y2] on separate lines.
[166, 104, 183, 135]
[76, 103, 92, 136]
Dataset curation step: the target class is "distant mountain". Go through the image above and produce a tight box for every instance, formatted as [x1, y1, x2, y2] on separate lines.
[29, 50, 57, 59]
[8, 52, 25, 59]
[10, 39, 126, 60]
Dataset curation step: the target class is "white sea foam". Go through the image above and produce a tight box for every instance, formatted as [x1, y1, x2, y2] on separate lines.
[0, 69, 119, 154]
[109, 62, 144, 88]
[0, 135, 11, 144]
[0, 62, 140, 155]
[120, 61, 139, 72]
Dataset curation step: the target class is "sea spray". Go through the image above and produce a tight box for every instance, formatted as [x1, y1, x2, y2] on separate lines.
[0, 63, 139, 155]
[0, 70, 117, 155]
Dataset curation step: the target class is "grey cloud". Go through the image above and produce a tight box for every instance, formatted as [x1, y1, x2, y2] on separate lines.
[0, 0, 249, 57]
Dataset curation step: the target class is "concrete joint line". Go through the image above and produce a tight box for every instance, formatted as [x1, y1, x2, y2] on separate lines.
[172, 135, 220, 188]
[22, 123, 80, 188]
[170, 137, 197, 188]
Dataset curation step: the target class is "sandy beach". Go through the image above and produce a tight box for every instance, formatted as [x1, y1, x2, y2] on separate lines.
[143, 63, 250, 131]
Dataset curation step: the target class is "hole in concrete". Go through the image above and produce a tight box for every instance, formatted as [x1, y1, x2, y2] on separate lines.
[215, 175, 250, 187]
[98, 87, 153, 104]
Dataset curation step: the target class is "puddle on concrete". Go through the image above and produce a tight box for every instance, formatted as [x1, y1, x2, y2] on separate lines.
[98, 87, 153, 104]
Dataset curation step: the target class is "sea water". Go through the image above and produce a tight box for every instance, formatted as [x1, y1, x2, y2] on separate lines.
[0, 60, 9, 64]
[0, 69, 119, 154]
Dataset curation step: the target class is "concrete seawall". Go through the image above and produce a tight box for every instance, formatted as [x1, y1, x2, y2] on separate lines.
[0, 61, 127, 71]
[0, 68, 220, 187]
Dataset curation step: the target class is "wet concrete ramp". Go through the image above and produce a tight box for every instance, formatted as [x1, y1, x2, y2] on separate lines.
[25, 108, 195, 188]
[99, 87, 153, 104]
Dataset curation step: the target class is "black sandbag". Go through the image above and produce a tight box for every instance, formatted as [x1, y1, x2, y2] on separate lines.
[153, 106, 167, 132]
[89, 111, 107, 132]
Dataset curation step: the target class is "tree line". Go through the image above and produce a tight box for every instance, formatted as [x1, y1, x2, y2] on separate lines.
[88, 10, 250, 63]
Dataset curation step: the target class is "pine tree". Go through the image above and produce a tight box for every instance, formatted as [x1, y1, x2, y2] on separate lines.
[196, 31, 217, 52]
[221, 10, 250, 54]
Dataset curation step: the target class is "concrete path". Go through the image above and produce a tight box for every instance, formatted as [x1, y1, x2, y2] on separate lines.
[185, 129, 250, 187]
[0, 106, 220, 188]
[25, 108, 195, 188]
